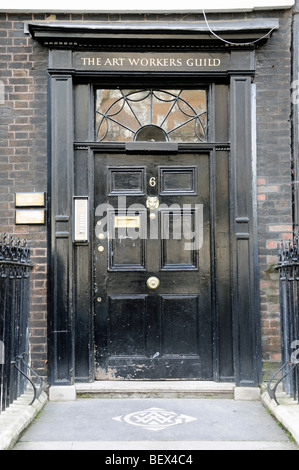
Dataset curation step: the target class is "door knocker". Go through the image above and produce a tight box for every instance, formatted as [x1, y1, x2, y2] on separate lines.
[146, 196, 160, 211]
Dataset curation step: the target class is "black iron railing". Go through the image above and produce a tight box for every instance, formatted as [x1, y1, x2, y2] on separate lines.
[0, 234, 40, 414]
[268, 239, 299, 405]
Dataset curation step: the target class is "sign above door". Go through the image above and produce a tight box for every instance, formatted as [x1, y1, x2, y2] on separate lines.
[54, 49, 256, 76]
[74, 52, 230, 73]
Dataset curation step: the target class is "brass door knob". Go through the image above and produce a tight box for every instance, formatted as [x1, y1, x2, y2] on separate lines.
[147, 277, 160, 290]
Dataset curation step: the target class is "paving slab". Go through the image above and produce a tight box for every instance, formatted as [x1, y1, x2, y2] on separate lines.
[13, 398, 298, 451]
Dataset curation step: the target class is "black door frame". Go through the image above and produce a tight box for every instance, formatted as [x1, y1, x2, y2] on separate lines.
[43, 33, 263, 387]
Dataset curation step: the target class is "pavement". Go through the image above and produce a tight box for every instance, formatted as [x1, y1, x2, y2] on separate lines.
[12, 395, 299, 451]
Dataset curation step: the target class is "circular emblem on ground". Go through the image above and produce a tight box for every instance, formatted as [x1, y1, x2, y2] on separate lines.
[113, 407, 197, 432]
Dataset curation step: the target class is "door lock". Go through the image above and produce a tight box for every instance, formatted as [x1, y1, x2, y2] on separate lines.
[147, 277, 160, 290]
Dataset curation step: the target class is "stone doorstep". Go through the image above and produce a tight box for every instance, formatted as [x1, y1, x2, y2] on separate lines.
[0, 390, 48, 451]
[49, 381, 261, 401]
[77, 381, 236, 400]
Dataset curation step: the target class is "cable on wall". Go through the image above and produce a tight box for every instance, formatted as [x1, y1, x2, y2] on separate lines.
[202, 9, 278, 46]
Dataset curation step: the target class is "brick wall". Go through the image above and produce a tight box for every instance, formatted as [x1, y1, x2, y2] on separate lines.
[255, 10, 293, 376]
[0, 9, 294, 382]
[0, 13, 48, 378]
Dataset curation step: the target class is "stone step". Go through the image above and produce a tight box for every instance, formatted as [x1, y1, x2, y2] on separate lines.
[75, 381, 236, 399]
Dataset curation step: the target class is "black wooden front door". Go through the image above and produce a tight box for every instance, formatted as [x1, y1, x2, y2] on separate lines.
[94, 151, 212, 380]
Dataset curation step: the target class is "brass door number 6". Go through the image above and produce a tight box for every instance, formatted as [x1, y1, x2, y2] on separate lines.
[149, 177, 157, 187]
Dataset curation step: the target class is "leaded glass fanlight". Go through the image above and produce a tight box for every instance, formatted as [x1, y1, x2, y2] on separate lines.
[96, 89, 207, 143]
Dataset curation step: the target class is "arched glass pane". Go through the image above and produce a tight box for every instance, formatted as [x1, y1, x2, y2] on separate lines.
[96, 89, 208, 143]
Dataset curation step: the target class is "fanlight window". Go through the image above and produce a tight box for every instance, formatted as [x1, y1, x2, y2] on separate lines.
[96, 89, 207, 143]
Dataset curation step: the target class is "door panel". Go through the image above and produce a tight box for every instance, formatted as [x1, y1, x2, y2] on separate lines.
[159, 167, 197, 195]
[161, 209, 199, 270]
[109, 167, 146, 195]
[94, 152, 212, 380]
[109, 295, 147, 357]
[161, 295, 199, 356]
[108, 209, 146, 271]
